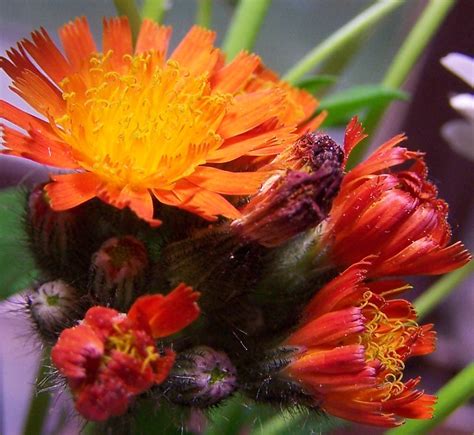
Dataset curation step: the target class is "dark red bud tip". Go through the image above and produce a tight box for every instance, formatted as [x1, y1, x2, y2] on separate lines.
[285, 133, 344, 173]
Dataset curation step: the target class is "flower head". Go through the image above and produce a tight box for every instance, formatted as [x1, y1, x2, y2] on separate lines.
[51, 283, 200, 421]
[322, 118, 471, 276]
[1, 17, 320, 225]
[282, 260, 436, 427]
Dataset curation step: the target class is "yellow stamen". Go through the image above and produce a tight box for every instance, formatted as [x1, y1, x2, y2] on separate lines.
[55, 52, 232, 190]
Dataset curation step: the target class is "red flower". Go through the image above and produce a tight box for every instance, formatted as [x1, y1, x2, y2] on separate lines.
[51, 284, 200, 421]
[282, 259, 436, 427]
[322, 118, 470, 276]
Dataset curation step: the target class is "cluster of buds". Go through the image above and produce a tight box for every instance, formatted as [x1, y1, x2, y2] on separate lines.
[19, 119, 470, 430]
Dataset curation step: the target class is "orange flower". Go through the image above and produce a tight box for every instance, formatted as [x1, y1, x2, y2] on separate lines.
[51, 283, 200, 421]
[322, 118, 470, 276]
[283, 260, 436, 427]
[0, 17, 321, 225]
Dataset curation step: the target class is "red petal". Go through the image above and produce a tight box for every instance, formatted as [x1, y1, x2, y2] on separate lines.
[51, 324, 103, 380]
[128, 283, 200, 338]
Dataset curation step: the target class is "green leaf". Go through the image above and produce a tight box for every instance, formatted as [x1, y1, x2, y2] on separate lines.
[0, 187, 37, 299]
[294, 75, 338, 94]
[317, 85, 409, 127]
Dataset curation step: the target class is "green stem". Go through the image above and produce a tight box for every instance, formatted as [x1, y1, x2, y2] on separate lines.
[142, 0, 167, 23]
[222, 0, 273, 59]
[22, 350, 51, 435]
[348, 0, 455, 167]
[283, 0, 402, 84]
[386, 363, 474, 435]
[415, 261, 474, 321]
[196, 0, 213, 28]
[252, 409, 303, 435]
[113, 0, 142, 43]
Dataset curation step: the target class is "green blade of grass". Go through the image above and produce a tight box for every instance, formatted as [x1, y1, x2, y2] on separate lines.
[222, 0, 273, 59]
[283, 0, 402, 84]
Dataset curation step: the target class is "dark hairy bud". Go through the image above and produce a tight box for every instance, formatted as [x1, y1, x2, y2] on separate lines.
[233, 166, 342, 247]
[162, 346, 237, 407]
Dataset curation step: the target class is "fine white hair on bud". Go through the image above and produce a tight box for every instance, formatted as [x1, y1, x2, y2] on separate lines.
[27, 280, 82, 342]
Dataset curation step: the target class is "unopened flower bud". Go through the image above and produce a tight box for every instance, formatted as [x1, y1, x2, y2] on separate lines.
[90, 235, 148, 310]
[241, 346, 313, 406]
[26, 280, 83, 343]
[279, 133, 344, 173]
[233, 168, 342, 247]
[27, 184, 83, 278]
[163, 346, 237, 407]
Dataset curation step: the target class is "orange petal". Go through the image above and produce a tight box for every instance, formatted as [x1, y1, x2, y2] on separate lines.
[21, 27, 72, 83]
[218, 89, 287, 138]
[207, 120, 295, 163]
[211, 51, 260, 94]
[1, 125, 79, 168]
[45, 172, 101, 210]
[186, 166, 271, 195]
[102, 17, 133, 70]
[59, 17, 97, 70]
[11, 70, 65, 118]
[128, 284, 200, 338]
[116, 186, 162, 227]
[135, 19, 172, 57]
[343, 116, 367, 164]
[0, 100, 56, 138]
[171, 25, 220, 76]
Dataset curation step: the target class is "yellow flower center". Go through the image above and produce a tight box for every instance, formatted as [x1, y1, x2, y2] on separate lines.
[358, 291, 420, 396]
[54, 52, 231, 190]
[106, 323, 159, 372]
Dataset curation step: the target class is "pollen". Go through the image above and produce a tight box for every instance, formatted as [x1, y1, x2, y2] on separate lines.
[55, 53, 231, 190]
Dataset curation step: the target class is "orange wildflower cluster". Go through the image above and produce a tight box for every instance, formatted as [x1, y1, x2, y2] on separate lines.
[52, 284, 199, 421]
[0, 17, 321, 225]
[284, 260, 436, 427]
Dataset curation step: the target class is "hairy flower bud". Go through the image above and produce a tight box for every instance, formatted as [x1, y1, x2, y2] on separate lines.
[278, 133, 344, 173]
[163, 346, 237, 407]
[27, 184, 85, 280]
[90, 235, 149, 310]
[233, 167, 342, 247]
[26, 280, 83, 343]
[241, 346, 313, 406]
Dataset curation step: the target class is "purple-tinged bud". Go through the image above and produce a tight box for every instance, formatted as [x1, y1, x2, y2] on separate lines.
[279, 133, 344, 173]
[26, 280, 84, 343]
[163, 346, 237, 407]
[90, 235, 148, 309]
[232, 167, 342, 247]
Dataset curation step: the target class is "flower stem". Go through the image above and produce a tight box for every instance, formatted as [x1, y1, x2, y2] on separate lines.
[386, 363, 474, 435]
[347, 0, 455, 167]
[414, 261, 474, 321]
[222, 0, 272, 59]
[283, 0, 402, 84]
[113, 0, 142, 42]
[142, 0, 167, 23]
[22, 350, 50, 435]
[252, 409, 303, 435]
[196, 0, 213, 28]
